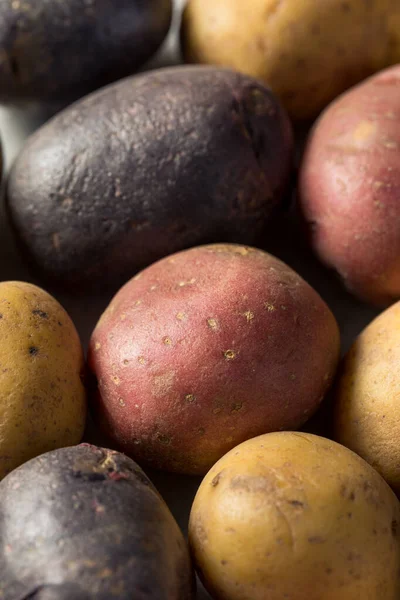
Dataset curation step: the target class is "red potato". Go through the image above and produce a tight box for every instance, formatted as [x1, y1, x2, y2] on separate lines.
[88, 244, 340, 475]
[299, 64, 400, 306]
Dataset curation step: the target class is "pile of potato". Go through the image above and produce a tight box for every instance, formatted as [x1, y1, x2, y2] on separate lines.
[1, 0, 400, 598]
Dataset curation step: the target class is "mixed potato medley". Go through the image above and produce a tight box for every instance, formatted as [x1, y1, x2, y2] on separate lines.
[1, 0, 400, 598]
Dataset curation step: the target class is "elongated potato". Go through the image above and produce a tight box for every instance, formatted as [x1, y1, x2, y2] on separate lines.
[88, 244, 340, 475]
[0, 444, 194, 599]
[189, 432, 400, 600]
[7, 67, 293, 290]
[299, 65, 400, 305]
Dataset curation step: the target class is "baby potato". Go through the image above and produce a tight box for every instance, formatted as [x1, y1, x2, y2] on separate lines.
[0, 445, 194, 600]
[7, 66, 293, 290]
[182, 0, 394, 120]
[0, 0, 172, 103]
[335, 301, 400, 494]
[0, 281, 86, 479]
[189, 432, 400, 600]
[299, 65, 400, 305]
[88, 244, 340, 475]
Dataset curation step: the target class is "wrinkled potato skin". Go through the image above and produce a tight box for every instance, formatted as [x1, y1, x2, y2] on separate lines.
[0, 281, 86, 479]
[0, 0, 172, 103]
[88, 244, 340, 475]
[299, 65, 400, 306]
[7, 67, 293, 290]
[189, 432, 400, 600]
[335, 302, 400, 494]
[182, 0, 395, 120]
[0, 445, 195, 599]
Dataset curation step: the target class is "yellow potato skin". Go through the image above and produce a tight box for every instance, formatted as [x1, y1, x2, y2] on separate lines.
[182, 0, 395, 120]
[335, 302, 400, 494]
[0, 282, 86, 479]
[189, 432, 400, 600]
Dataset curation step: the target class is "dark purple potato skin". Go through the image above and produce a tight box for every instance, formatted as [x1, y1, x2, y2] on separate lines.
[0, 445, 194, 600]
[0, 0, 172, 104]
[6, 66, 293, 290]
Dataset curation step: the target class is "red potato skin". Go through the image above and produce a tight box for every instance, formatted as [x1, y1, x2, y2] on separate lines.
[299, 64, 400, 306]
[88, 244, 340, 475]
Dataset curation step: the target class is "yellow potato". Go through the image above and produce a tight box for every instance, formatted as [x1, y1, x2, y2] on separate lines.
[189, 432, 400, 600]
[0, 281, 86, 479]
[335, 302, 400, 494]
[182, 0, 396, 120]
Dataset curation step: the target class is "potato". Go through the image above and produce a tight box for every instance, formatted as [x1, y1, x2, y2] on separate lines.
[0, 281, 86, 479]
[0, 444, 195, 599]
[189, 432, 400, 600]
[88, 244, 340, 475]
[7, 66, 293, 290]
[181, 0, 397, 121]
[299, 65, 400, 306]
[0, 0, 172, 103]
[335, 301, 400, 494]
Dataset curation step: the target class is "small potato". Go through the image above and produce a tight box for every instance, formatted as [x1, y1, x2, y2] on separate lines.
[299, 65, 400, 306]
[0, 281, 86, 479]
[189, 432, 400, 600]
[335, 301, 400, 494]
[0, 444, 194, 599]
[0, 0, 172, 103]
[88, 244, 340, 475]
[182, 0, 394, 120]
[7, 67, 293, 290]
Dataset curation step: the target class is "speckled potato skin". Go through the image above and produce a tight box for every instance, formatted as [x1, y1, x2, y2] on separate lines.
[0, 444, 195, 600]
[88, 244, 340, 475]
[189, 432, 400, 600]
[0, 0, 172, 103]
[299, 65, 400, 306]
[7, 66, 293, 290]
[335, 301, 400, 495]
[181, 0, 395, 121]
[0, 281, 86, 480]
